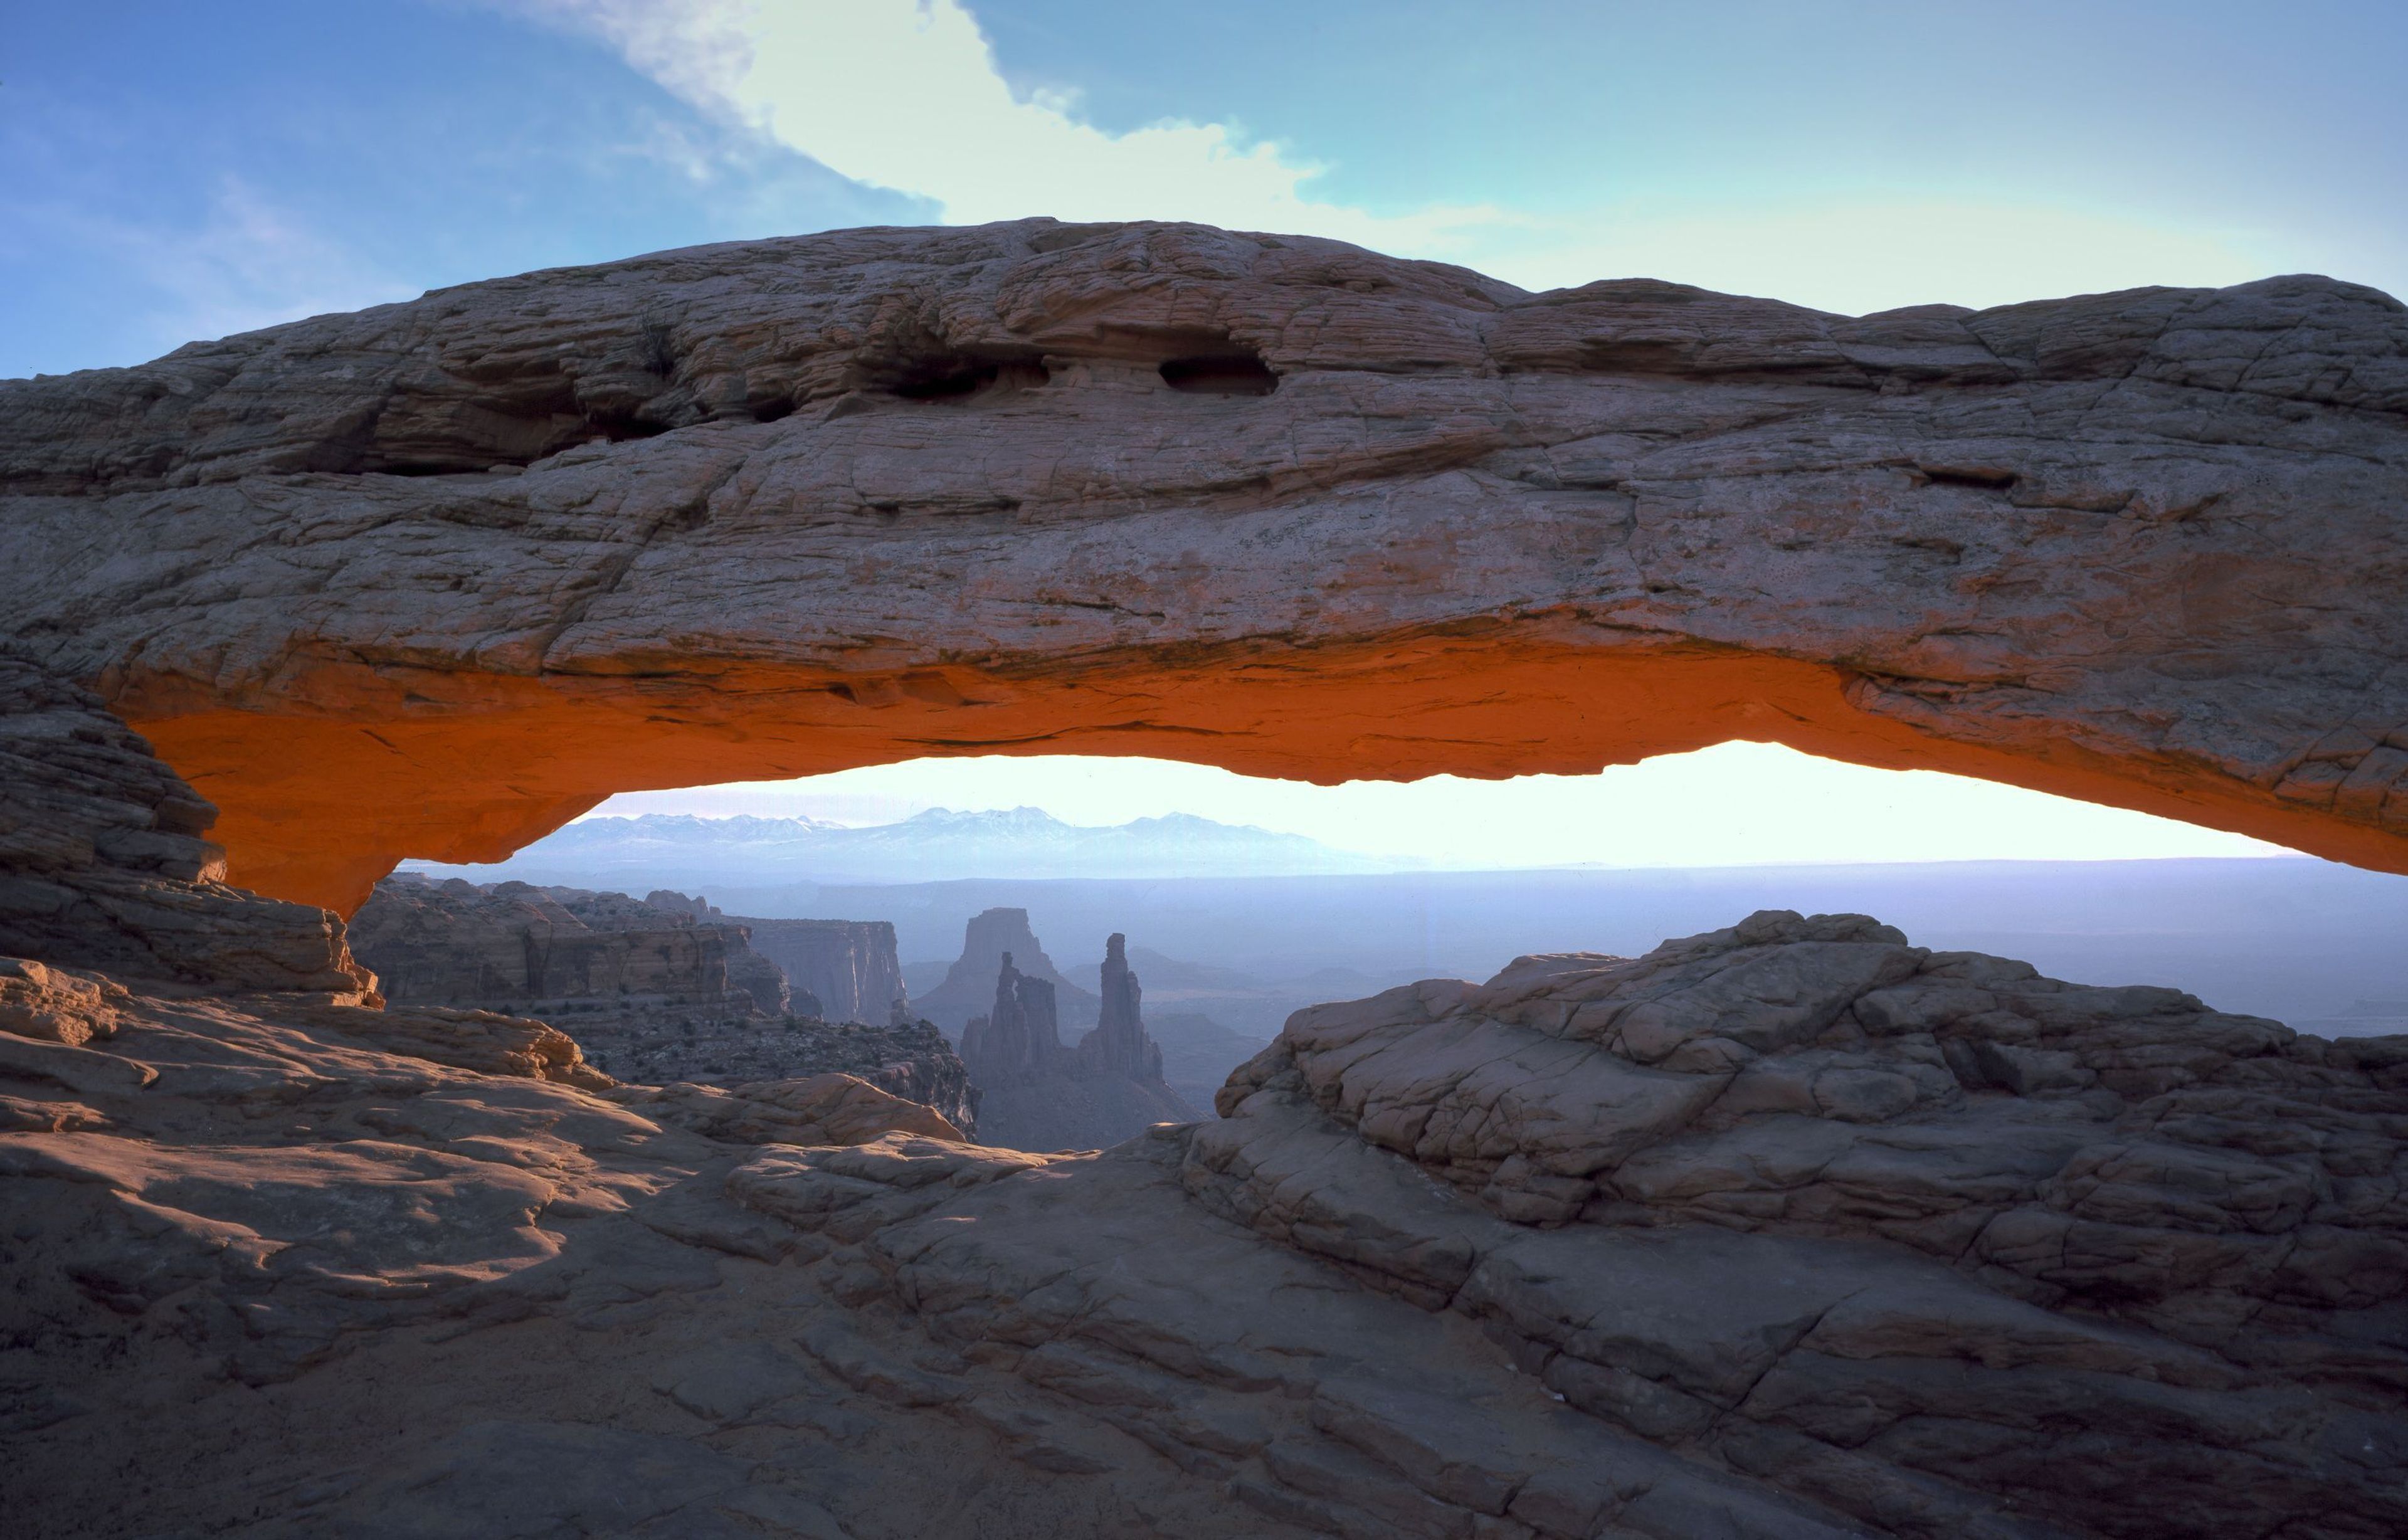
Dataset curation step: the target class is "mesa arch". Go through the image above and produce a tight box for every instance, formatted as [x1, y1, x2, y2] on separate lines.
[2, 218, 2404, 912]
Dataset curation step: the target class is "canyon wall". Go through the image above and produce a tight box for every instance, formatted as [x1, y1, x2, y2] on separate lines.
[349, 878, 970, 1127]
[730, 917, 909, 1026]
[1, 221, 2402, 910]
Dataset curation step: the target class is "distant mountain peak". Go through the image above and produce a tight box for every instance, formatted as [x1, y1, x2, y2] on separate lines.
[414, 804, 1405, 886]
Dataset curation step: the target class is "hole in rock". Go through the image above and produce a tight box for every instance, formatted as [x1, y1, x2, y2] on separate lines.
[374, 743, 2408, 1156]
[1158, 352, 1279, 396]
[1918, 465, 2019, 490]
[884, 351, 1052, 402]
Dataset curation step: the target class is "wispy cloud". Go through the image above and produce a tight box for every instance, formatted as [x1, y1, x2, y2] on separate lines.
[132, 179, 420, 344]
[4, 177, 416, 367]
[509, 0, 2277, 314]
[507, 0, 1508, 256]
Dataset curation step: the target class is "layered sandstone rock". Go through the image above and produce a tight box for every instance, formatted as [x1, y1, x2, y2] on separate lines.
[3, 222, 2402, 910]
[349, 876, 781, 1081]
[354, 877, 779, 1013]
[1078, 931, 1168, 1081]
[726, 914, 909, 1026]
[0, 656, 371, 995]
[349, 877, 972, 1127]
[6, 890, 2402, 1537]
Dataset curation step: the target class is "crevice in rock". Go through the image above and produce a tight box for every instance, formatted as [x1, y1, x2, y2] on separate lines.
[1158, 351, 1279, 396]
[866, 347, 1053, 403]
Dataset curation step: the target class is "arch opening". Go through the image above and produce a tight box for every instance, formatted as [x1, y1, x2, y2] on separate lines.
[114, 634, 2408, 922]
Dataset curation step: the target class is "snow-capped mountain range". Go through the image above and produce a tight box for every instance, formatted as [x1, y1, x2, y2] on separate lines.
[401, 806, 1407, 887]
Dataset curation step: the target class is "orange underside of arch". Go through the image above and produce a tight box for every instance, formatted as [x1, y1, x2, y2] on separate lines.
[117, 635, 2394, 918]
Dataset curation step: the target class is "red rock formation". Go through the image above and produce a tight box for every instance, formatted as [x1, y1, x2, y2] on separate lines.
[3, 223, 2404, 909]
[0, 657, 371, 995]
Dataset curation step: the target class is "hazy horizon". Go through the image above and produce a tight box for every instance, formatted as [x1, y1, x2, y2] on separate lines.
[562, 742, 2294, 875]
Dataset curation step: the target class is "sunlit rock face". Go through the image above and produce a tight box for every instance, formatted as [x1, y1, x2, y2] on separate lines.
[4, 219, 2405, 909]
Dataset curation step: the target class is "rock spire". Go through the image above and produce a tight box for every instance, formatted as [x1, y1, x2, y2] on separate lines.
[1078, 932, 1165, 1082]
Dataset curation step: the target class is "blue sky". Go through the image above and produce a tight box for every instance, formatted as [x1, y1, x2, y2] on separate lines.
[4, 1, 2391, 862]
[6, 1, 2404, 379]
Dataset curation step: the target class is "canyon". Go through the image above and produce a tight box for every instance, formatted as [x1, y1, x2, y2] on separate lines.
[3, 220, 2406, 1536]
[1, 673, 2400, 1535]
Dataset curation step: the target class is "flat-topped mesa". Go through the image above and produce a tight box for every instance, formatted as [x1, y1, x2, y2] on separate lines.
[917, 907, 1096, 1037]
[3, 220, 2403, 910]
[726, 916, 908, 1026]
[346, 875, 974, 1126]
[352, 877, 778, 1015]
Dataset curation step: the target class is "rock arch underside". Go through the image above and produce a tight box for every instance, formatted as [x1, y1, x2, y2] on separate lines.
[7, 221, 2408, 1540]
[3, 219, 2406, 910]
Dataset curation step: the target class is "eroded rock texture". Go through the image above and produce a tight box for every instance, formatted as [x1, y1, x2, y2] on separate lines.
[3, 221, 2404, 907]
[0, 657, 371, 994]
[917, 905, 1100, 1036]
[8, 894, 2404, 1536]
[714, 913, 909, 1027]
[350, 877, 974, 1131]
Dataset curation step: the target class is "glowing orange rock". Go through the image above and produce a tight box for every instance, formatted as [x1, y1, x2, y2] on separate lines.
[3, 220, 2402, 909]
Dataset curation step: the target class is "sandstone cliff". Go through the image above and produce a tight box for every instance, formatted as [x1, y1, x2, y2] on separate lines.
[727, 915, 909, 1026]
[4, 223, 2402, 910]
[351, 876, 779, 1082]
[0, 655, 371, 996]
[0, 666, 2399, 1534]
[349, 878, 972, 1129]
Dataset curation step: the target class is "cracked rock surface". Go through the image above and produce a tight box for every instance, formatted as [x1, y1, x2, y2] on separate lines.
[7, 904, 2402, 1536]
[2, 219, 2403, 906]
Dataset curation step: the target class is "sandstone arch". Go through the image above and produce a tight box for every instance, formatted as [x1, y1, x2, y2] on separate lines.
[3, 219, 2404, 912]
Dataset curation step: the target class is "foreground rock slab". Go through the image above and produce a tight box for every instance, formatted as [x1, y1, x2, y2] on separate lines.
[6, 904, 2403, 1537]
[4, 221, 2405, 907]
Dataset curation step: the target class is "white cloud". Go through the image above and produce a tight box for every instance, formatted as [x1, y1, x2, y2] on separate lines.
[512, 0, 2288, 315]
[144, 181, 418, 342]
[588, 742, 2293, 867]
[510, 0, 1506, 256]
